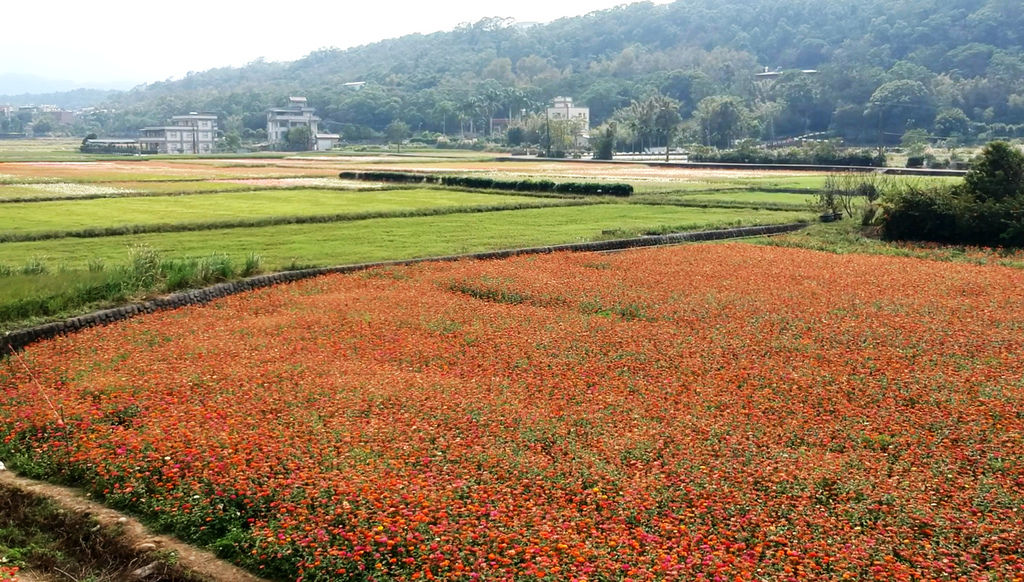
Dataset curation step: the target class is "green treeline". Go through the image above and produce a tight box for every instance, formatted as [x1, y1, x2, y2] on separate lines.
[57, 0, 1024, 149]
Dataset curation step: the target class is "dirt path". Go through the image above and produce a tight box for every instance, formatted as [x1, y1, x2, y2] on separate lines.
[0, 469, 269, 582]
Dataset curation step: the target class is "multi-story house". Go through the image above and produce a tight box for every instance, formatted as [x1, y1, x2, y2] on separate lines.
[138, 113, 217, 154]
[547, 97, 590, 130]
[546, 97, 591, 150]
[267, 97, 320, 150]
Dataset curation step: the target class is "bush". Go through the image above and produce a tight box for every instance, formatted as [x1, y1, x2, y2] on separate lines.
[688, 144, 885, 167]
[881, 185, 960, 242]
[880, 141, 1024, 246]
[340, 171, 633, 196]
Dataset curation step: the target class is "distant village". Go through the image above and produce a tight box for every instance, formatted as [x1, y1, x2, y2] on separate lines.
[1, 95, 591, 155]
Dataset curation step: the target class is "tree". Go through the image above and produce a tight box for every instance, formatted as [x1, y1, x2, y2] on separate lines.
[963, 141, 1024, 202]
[285, 125, 312, 151]
[32, 118, 54, 136]
[693, 96, 750, 149]
[865, 80, 935, 144]
[900, 129, 929, 158]
[650, 94, 682, 162]
[934, 108, 971, 138]
[385, 120, 411, 152]
[220, 132, 242, 152]
[544, 118, 582, 157]
[592, 122, 617, 160]
[506, 125, 526, 146]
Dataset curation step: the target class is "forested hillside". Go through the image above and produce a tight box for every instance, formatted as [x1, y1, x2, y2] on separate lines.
[87, 0, 1024, 146]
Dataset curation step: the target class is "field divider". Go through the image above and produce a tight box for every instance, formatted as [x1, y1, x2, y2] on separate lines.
[632, 199, 810, 212]
[2, 222, 806, 354]
[0, 199, 599, 243]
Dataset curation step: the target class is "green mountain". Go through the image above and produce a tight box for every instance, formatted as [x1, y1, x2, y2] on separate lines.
[87, 0, 1023, 145]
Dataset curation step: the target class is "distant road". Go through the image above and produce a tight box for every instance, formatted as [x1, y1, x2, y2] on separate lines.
[500, 155, 968, 177]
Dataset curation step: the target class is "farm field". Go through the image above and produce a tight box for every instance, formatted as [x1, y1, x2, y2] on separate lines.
[0, 189, 572, 239]
[0, 204, 802, 277]
[0, 155, 819, 331]
[2, 244, 1023, 580]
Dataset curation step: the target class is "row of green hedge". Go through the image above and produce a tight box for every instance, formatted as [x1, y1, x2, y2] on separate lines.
[688, 146, 885, 167]
[339, 171, 633, 196]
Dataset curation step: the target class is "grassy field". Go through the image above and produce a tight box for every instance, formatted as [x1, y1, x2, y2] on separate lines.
[0, 188, 572, 237]
[0, 205, 805, 270]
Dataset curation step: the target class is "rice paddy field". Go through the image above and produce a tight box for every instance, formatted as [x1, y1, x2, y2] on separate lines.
[8, 147, 1022, 582]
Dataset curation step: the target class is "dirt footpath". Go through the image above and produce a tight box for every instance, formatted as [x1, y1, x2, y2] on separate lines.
[0, 469, 268, 582]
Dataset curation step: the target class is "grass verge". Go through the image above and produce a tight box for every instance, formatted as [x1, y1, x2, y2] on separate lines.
[0, 484, 197, 581]
[0, 247, 262, 333]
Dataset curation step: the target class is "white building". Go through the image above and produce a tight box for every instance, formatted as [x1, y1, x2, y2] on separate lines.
[316, 133, 341, 151]
[546, 97, 591, 149]
[547, 97, 590, 129]
[267, 97, 321, 150]
[138, 113, 217, 154]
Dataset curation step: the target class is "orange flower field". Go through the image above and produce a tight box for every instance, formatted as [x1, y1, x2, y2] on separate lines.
[2, 244, 1023, 581]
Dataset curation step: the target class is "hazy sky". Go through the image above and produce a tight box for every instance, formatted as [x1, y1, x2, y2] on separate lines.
[3, 0, 668, 89]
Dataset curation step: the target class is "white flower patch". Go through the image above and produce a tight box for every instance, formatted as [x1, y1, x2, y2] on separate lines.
[22, 182, 135, 196]
[212, 177, 382, 189]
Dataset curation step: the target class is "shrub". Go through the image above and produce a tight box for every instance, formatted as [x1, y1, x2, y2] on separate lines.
[880, 141, 1024, 246]
[881, 185, 960, 243]
[341, 171, 632, 196]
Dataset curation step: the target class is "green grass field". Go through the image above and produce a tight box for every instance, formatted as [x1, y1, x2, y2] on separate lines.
[0, 204, 807, 271]
[0, 188, 571, 237]
[671, 189, 815, 205]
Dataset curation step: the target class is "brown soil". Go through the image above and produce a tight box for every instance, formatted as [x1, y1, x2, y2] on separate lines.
[0, 469, 269, 582]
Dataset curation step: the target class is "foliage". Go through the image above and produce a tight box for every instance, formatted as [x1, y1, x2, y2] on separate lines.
[815, 173, 888, 218]
[4, 245, 1024, 579]
[881, 141, 1024, 245]
[0, 486, 198, 582]
[692, 96, 752, 148]
[688, 141, 884, 166]
[963, 140, 1024, 202]
[55, 0, 1024, 148]
[338, 171, 634, 196]
[284, 125, 312, 151]
[385, 120, 410, 152]
[591, 123, 617, 160]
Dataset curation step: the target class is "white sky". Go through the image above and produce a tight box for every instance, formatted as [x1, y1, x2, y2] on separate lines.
[3, 0, 668, 89]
